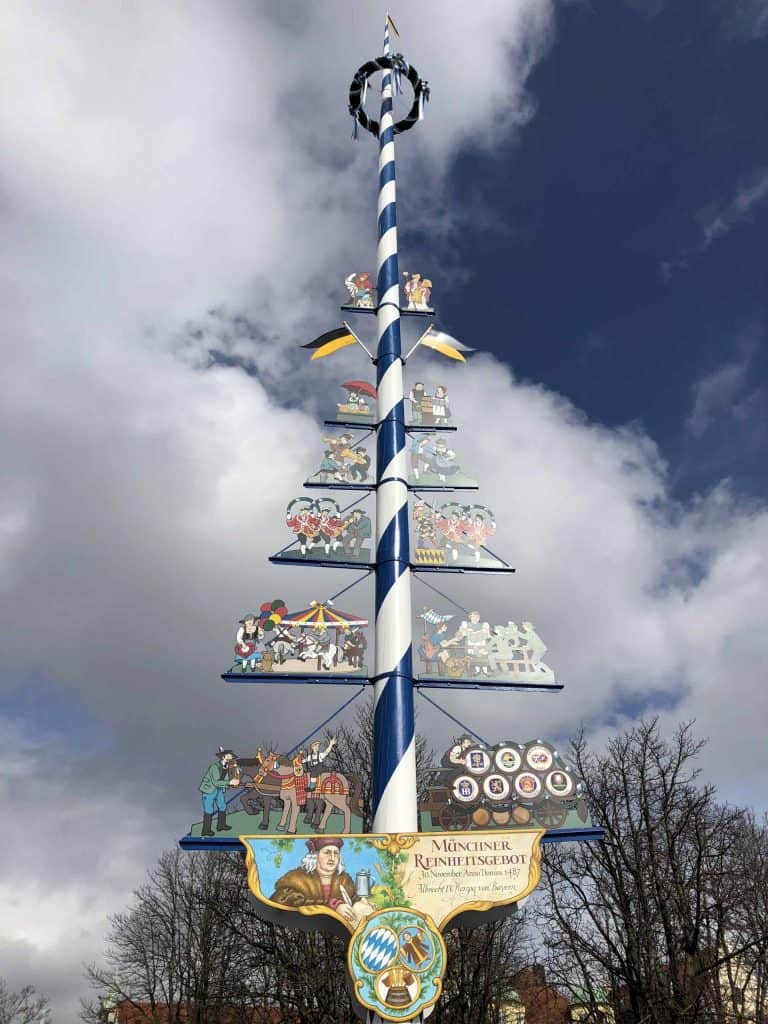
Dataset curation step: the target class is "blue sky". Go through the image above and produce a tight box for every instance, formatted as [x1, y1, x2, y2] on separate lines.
[436, 0, 768, 498]
[0, 3, 766, 1019]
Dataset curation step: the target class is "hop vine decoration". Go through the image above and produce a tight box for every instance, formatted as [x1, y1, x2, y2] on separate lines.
[369, 849, 412, 909]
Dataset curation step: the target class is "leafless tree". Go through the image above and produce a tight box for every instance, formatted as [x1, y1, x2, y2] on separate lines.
[0, 979, 50, 1024]
[535, 719, 768, 1024]
[83, 702, 528, 1023]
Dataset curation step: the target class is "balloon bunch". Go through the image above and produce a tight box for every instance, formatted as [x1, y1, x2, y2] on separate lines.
[258, 598, 289, 632]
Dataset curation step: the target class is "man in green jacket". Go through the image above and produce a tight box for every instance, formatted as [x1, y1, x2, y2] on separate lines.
[199, 746, 239, 837]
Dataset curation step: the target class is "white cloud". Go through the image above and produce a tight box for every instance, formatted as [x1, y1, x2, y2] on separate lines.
[661, 168, 768, 279]
[685, 349, 764, 440]
[1, 4, 767, 1023]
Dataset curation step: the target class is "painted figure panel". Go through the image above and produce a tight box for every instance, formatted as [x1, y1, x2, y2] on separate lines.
[406, 382, 453, 427]
[273, 497, 373, 564]
[416, 608, 557, 684]
[328, 380, 377, 425]
[412, 500, 500, 568]
[420, 736, 593, 833]
[230, 599, 368, 677]
[407, 434, 476, 488]
[344, 271, 377, 309]
[401, 271, 434, 313]
[308, 433, 374, 486]
[188, 736, 365, 840]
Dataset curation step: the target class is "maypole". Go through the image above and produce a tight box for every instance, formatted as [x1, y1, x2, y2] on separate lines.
[179, 16, 605, 1024]
[372, 13, 416, 834]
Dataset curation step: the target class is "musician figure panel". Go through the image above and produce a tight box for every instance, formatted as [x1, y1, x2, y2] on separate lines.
[234, 613, 267, 672]
[342, 508, 373, 559]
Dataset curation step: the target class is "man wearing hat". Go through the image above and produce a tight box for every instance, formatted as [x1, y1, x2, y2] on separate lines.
[199, 746, 240, 837]
[270, 837, 371, 927]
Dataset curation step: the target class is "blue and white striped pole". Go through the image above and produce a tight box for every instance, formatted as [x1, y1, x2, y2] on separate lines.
[372, 15, 417, 834]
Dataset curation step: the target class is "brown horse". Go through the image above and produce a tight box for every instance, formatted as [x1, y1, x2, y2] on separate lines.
[238, 751, 360, 834]
[238, 751, 292, 830]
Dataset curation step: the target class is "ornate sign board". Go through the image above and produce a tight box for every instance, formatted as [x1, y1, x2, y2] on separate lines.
[412, 499, 500, 568]
[407, 434, 477, 488]
[229, 601, 368, 678]
[420, 736, 592, 833]
[190, 737, 365, 839]
[406, 382, 453, 428]
[342, 271, 435, 314]
[417, 609, 558, 685]
[308, 433, 374, 487]
[241, 828, 542, 1021]
[273, 497, 373, 565]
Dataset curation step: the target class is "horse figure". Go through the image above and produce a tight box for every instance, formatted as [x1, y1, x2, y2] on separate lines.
[238, 750, 360, 834]
[238, 750, 294, 831]
[295, 635, 339, 672]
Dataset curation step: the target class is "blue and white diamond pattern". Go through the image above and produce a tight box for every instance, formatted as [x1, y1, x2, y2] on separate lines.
[360, 925, 398, 972]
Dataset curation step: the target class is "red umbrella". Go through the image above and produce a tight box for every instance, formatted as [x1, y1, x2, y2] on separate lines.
[341, 380, 377, 400]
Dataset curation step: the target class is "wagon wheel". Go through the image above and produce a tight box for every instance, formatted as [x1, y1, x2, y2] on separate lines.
[535, 804, 568, 830]
[440, 804, 471, 831]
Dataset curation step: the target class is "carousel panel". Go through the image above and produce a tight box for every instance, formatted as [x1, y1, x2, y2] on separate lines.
[419, 736, 595, 835]
[416, 608, 558, 685]
[228, 600, 369, 678]
[186, 736, 365, 841]
[273, 497, 374, 565]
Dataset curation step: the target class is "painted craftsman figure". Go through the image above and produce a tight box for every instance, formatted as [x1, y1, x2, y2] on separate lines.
[342, 508, 372, 559]
[270, 837, 373, 927]
[199, 746, 240, 836]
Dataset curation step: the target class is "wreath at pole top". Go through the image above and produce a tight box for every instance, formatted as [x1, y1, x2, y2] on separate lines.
[348, 54, 430, 138]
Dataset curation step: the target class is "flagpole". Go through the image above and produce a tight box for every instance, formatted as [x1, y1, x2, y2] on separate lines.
[372, 13, 417, 834]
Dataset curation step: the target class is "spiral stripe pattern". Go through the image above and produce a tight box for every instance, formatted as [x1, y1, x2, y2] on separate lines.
[372, 25, 417, 834]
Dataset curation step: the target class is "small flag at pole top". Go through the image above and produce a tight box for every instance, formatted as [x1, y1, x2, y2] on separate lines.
[386, 14, 400, 37]
[416, 325, 475, 362]
[301, 325, 359, 361]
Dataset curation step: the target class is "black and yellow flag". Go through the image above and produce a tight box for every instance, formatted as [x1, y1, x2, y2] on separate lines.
[301, 325, 358, 361]
[415, 325, 475, 362]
